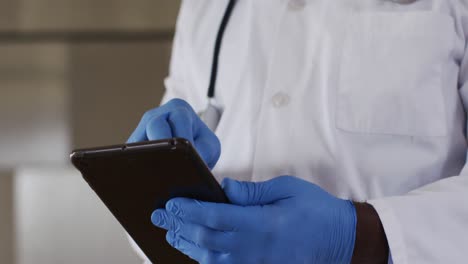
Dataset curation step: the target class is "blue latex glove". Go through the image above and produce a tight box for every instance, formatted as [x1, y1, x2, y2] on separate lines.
[127, 98, 221, 169]
[152, 176, 357, 264]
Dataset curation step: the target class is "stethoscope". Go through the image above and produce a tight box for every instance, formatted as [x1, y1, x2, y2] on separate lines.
[199, 0, 237, 131]
[199, 0, 417, 131]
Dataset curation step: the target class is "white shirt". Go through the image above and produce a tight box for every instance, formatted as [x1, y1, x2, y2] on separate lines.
[136, 0, 468, 263]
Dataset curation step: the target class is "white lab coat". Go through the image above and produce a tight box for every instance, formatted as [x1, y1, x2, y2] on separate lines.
[134, 0, 468, 263]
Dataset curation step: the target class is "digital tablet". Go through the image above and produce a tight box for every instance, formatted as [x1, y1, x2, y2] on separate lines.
[70, 138, 229, 264]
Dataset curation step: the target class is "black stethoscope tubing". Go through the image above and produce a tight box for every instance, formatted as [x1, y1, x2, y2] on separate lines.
[207, 0, 237, 100]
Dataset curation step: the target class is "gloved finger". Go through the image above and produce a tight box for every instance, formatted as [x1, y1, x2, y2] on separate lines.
[127, 124, 148, 144]
[146, 114, 173, 140]
[194, 134, 221, 170]
[166, 198, 263, 231]
[167, 107, 194, 144]
[151, 209, 183, 232]
[171, 221, 238, 252]
[192, 114, 221, 169]
[128, 98, 192, 143]
[221, 176, 299, 206]
[127, 107, 164, 143]
[166, 231, 228, 264]
[127, 128, 147, 143]
[166, 99, 220, 167]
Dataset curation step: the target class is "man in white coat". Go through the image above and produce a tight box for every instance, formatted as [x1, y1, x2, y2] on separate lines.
[128, 0, 468, 263]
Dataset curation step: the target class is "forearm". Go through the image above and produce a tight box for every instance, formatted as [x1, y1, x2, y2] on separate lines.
[351, 202, 389, 264]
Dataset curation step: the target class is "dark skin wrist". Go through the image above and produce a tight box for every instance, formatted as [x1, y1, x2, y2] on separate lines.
[351, 202, 389, 264]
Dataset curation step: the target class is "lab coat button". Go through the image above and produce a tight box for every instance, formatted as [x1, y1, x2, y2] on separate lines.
[272, 92, 290, 108]
[288, 0, 307, 11]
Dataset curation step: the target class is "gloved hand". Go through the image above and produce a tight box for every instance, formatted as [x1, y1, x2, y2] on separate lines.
[127, 98, 221, 169]
[151, 176, 357, 264]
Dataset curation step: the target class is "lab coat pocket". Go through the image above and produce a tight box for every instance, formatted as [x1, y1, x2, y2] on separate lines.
[337, 12, 453, 137]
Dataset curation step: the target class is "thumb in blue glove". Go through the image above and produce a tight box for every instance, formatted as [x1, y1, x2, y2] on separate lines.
[152, 176, 357, 264]
[127, 98, 221, 169]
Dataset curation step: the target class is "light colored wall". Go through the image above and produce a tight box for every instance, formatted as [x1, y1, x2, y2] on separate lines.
[0, 44, 70, 167]
[14, 167, 141, 264]
[0, 1, 19, 30]
[0, 171, 14, 264]
[18, 0, 180, 31]
[0, 1, 181, 263]
[69, 41, 172, 149]
[0, 0, 180, 31]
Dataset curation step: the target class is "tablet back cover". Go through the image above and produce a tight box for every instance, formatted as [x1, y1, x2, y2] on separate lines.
[71, 138, 228, 264]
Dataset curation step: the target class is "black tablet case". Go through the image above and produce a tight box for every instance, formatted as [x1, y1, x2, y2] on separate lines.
[71, 138, 228, 263]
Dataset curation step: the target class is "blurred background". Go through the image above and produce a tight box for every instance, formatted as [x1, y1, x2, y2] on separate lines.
[0, 1, 181, 263]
